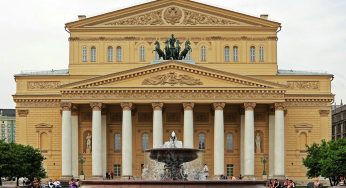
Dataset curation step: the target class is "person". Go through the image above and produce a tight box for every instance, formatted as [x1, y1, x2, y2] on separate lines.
[69, 178, 78, 188]
[32, 178, 40, 188]
[313, 179, 320, 188]
[284, 178, 289, 188]
[287, 179, 295, 188]
[255, 133, 261, 153]
[203, 164, 209, 180]
[339, 176, 345, 186]
[53, 179, 61, 188]
[48, 179, 54, 188]
[106, 171, 109, 180]
[238, 174, 243, 180]
[273, 179, 280, 188]
[110, 170, 114, 179]
[86, 133, 92, 150]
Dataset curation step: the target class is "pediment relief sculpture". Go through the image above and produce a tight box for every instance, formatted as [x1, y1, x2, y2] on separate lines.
[103, 6, 245, 26]
[142, 71, 203, 86]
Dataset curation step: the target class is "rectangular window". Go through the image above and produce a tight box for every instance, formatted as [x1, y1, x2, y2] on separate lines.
[82, 47, 87, 62]
[108, 47, 113, 62]
[224, 47, 230, 62]
[250, 47, 255, 62]
[226, 164, 234, 177]
[91, 47, 96, 62]
[233, 46, 238, 62]
[259, 46, 264, 62]
[113, 164, 121, 177]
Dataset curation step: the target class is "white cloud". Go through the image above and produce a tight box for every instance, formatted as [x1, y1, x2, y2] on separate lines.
[0, 0, 345, 108]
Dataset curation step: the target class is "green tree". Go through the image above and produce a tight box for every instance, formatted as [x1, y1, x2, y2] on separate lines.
[0, 141, 46, 186]
[303, 138, 346, 186]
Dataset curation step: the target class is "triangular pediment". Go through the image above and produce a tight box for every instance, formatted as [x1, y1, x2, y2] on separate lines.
[66, 0, 280, 29]
[61, 61, 286, 91]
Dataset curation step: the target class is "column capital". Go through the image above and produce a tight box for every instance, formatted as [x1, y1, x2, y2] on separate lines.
[183, 102, 194, 110]
[61, 102, 72, 111]
[152, 102, 163, 110]
[213, 102, 225, 110]
[244, 102, 256, 111]
[274, 102, 285, 111]
[17, 109, 29, 117]
[71, 106, 79, 116]
[90, 102, 102, 111]
[121, 102, 133, 110]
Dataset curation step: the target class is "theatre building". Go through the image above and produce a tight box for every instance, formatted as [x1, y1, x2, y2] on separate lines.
[13, 0, 333, 180]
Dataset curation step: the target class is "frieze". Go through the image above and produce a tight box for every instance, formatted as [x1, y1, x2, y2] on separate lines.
[287, 81, 319, 90]
[285, 101, 331, 107]
[142, 72, 203, 86]
[27, 81, 61, 90]
[105, 10, 164, 26]
[182, 10, 238, 25]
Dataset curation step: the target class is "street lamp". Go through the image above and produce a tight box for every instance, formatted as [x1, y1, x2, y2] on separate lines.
[261, 155, 268, 177]
[79, 154, 86, 176]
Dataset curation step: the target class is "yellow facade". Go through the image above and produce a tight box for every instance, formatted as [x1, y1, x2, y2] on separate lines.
[14, 0, 333, 181]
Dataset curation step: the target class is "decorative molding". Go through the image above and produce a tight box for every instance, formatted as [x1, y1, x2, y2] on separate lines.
[183, 102, 194, 110]
[105, 10, 164, 26]
[287, 81, 320, 90]
[275, 102, 285, 111]
[163, 7, 183, 25]
[121, 102, 133, 111]
[319, 110, 330, 117]
[152, 102, 163, 110]
[244, 102, 256, 111]
[27, 81, 61, 90]
[15, 101, 61, 108]
[60, 102, 72, 111]
[294, 124, 313, 133]
[17, 109, 29, 117]
[142, 71, 203, 86]
[182, 9, 238, 25]
[90, 102, 102, 111]
[35, 123, 53, 129]
[213, 102, 225, 110]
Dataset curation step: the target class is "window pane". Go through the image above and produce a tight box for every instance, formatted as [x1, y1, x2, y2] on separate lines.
[108, 47, 113, 62]
[114, 133, 121, 152]
[91, 47, 96, 62]
[201, 46, 206, 62]
[116, 46, 122, 62]
[226, 164, 234, 176]
[142, 133, 149, 151]
[226, 133, 233, 151]
[259, 46, 264, 62]
[82, 47, 87, 62]
[199, 133, 206, 149]
[113, 164, 121, 176]
[140, 46, 145, 62]
[224, 46, 230, 62]
[250, 46, 255, 62]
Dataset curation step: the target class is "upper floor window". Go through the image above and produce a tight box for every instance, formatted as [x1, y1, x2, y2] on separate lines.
[116, 46, 122, 62]
[198, 133, 206, 149]
[250, 46, 256, 62]
[233, 46, 238, 62]
[224, 46, 230, 62]
[91, 46, 96, 62]
[201, 46, 206, 62]
[142, 133, 149, 151]
[114, 133, 121, 152]
[107, 46, 113, 62]
[259, 46, 264, 62]
[226, 133, 233, 152]
[140, 46, 145, 62]
[82, 46, 87, 62]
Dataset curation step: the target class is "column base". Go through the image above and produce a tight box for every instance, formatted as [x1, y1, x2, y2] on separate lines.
[242, 175, 256, 180]
[273, 175, 286, 180]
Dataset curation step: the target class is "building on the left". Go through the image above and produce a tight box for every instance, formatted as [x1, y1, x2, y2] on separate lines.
[0, 109, 16, 143]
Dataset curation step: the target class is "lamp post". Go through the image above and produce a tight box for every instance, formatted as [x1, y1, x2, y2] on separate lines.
[79, 154, 86, 179]
[261, 155, 268, 179]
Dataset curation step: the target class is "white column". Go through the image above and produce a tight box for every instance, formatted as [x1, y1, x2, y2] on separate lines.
[244, 102, 256, 178]
[152, 102, 163, 148]
[268, 113, 275, 178]
[61, 102, 72, 178]
[71, 111, 79, 178]
[274, 103, 285, 177]
[183, 102, 194, 148]
[213, 103, 225, 176]
[102, 114, 107, 178]
[240, 114, 245, 176]
[91, 102, 103, 178]
[121, 103, 133, 176]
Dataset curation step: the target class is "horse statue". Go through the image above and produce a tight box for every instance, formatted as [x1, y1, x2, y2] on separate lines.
[153, 41, 165, 60]
[179, 40, 192, 60]
[164, 39, 172, 60]
[174, 40, 182, 60]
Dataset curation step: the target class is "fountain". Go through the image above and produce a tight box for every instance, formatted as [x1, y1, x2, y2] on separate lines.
[146, 131, 201, 180]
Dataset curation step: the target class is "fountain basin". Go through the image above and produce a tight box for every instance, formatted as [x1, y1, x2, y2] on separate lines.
[148, 148, 200, 163]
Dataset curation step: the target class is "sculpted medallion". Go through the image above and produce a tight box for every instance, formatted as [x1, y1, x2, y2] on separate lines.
[142, 71, 203, 86]
[163, 7, 183, 25]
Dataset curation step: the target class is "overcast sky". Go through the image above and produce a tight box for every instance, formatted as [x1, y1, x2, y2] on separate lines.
[0, 0, 345, 109]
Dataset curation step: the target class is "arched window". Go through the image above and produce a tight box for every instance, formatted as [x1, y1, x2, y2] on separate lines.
[198, 133, 206, 149]
[142, 133, 149, 151]
[140, 46, 145, 62]
[114, 133, 121, 152]
[224, 46, 230, 62]
[233, 46, 238, 62]
[107, 46, 113, 62]
[116, 46, 122, 62]
[259, 46, 264, 62]
[201, 46, 206, 62]
[82, 46, 87, 62]
[250, 46, 255, 62]
[226, 133, 233, 152]
[91, 46, 96, 62]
